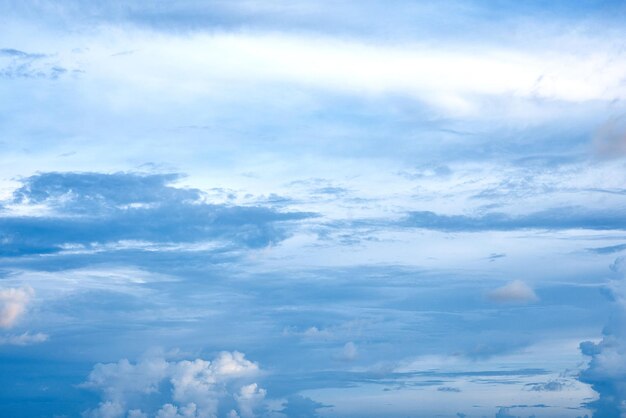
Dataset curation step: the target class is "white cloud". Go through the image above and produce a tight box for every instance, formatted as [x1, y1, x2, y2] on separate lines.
[5, 26, 626, 118]
[83, 401, 125, 418]
[81, 30, 626, 109]
[336, 341, 358, 361]
[487, 280, 538, 303]
[579, 264, 626, 416]
[82, 351, 262, 418]
[0, 331, 48, 346]
[235, 383, 266, 418]
[155, 403, 198, 418]
[0, 286, 34, 328]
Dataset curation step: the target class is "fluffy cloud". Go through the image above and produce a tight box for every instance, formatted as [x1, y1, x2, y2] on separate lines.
[487, 280, 538, 304]
[579, 259, 626, 417]
[234, 384, 266, 418]
[0, 286, 34, 328]
[82, 351, 263, 418]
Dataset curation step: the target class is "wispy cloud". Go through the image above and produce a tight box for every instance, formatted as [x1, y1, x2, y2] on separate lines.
[0, 331, 48, 346]
[403, 208, 626, 232]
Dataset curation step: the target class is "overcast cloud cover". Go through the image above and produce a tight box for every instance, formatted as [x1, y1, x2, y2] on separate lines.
[1, 1, 626, 417]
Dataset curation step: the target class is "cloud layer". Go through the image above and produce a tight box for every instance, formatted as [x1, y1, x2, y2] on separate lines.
[0, 172, 314, 256]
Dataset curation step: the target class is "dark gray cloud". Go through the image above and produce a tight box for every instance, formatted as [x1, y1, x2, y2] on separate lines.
[0, 172, 315, 256]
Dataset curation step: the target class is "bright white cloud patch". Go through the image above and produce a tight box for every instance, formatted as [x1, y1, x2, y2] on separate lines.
[88, 31, 626, 107]
[82, 351, 262, 418]
[487, 280, 538, 303]
[0, 286, 34, 328]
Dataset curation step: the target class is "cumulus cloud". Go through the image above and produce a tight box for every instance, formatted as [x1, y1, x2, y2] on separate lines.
[579, 258, 626, 417]
[487, 280, 538, 303]
[235, 383, 266, 418]
[81, 351, 262, 418]
[0, 286, 34, 328]
[155, 403, 198, 418]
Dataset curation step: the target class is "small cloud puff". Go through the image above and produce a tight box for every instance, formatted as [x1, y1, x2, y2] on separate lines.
[487, 280, 538, 304]
[0, 286, 34, 328]
[336, 341, 358, 361]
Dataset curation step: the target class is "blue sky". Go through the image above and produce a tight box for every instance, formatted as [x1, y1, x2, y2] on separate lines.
[1, 1, 626, 417]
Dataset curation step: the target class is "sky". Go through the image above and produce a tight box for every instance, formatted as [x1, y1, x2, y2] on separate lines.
[1, 1, 626, 417]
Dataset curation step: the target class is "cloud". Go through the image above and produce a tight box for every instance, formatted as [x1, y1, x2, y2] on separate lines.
[278, 395, 331, 418]
[235, 383, 266, 418]
[0, 172, 315, 256]
[587, 243, 626, 255]
[0, 48, 46, 59]
[526, 380, 564, 392]
[0, 331, 48, 346]
[593, 115, 626, 159]
[0, 47, 66, 79]
[579, 258, 626, 417]
[154, 403, 198, 418]
[403, 208, 626, 232]
[495, 407, 516, 418]
[437, 386, 461, 393]
[336, 341, 358, 361]
[487, 281, 538, 304]
[81, 351, 262, 418]
[84, 401, 126, 418]
[0, 286, 34, 328]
